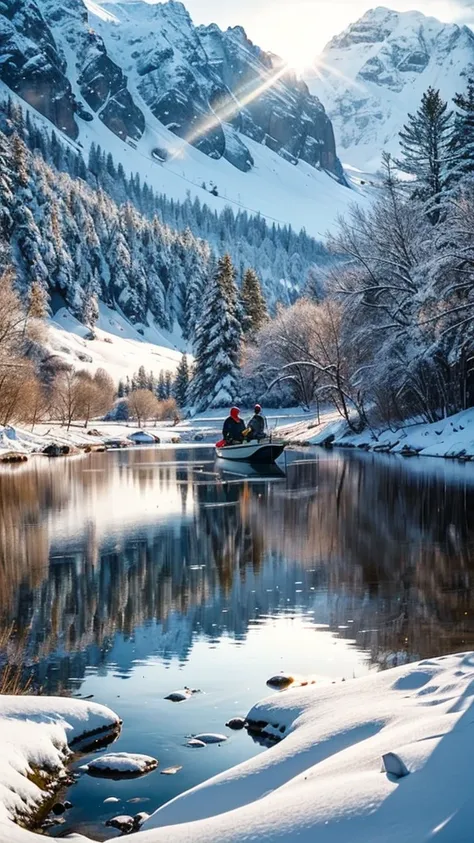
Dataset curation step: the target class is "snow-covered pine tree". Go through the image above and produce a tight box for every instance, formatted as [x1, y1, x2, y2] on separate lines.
[137, 365, 148, 390]
[241, 268, 268, 337]
[397, 87, 454, 222]
[217, 253, 238, 312]
[190, 256, 242, 410]
[165, 370, 173, 398]
[157, 371, 167, 400]
[174, 353, 189, 407]
[449, 77, 474, 183]
[11, 134, 28, 188]
[82, 287, 99, 331]
[0, 132, 14, 241]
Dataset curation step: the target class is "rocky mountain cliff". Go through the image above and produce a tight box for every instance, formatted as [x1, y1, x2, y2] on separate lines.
[0, 0, 343, 178]
[306, 6, 474, 171]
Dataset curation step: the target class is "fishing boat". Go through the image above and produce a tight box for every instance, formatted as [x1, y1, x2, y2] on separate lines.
[215, 438, 285, 464]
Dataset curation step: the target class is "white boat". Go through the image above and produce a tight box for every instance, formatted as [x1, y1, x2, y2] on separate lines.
[215, 439, 285, 464]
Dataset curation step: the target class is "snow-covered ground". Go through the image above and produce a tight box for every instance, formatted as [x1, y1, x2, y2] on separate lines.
[0, 696, 119, 834]
[48, 304, 183, 383]
[4, 653, 474, 842]
[278, 406, 474, 460]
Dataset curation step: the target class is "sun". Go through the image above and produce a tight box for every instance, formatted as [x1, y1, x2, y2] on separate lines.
[285, 52, 312, 76]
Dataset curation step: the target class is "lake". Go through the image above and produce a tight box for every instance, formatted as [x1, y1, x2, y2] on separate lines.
[1, 445, 474, 839]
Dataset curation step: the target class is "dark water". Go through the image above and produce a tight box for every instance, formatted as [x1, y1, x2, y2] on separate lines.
[1, 446, 474, 838]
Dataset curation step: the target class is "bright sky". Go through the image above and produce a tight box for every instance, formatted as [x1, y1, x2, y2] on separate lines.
[182, 0, 474, 71]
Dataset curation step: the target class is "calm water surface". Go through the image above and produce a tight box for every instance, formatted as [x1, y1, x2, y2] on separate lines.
[1, 446, 474, 838]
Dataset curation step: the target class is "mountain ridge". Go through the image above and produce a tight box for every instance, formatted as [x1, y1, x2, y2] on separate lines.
[306, 5, 474, 171]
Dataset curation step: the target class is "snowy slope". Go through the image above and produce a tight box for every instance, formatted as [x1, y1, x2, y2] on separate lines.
[48, 303, 183, 382]
[306, 6, 474, 172]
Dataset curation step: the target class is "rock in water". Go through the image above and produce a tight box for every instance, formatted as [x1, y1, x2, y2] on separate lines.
[382, 752, 410, 778]
[103, 797, 120, 804]
[165, 689, 191, 702]
[161, 766, 183, 775]
[86, 752, 158, 777]
[193, 733, 228, 744]
[133, 812, 150, 829]
[225, 717, 246, 730]
[186, 739, 206, 748]
[105, 815, 135, 833]
[266, 674, 295, 691]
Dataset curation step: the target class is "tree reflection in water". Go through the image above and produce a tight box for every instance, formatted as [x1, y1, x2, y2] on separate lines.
[0, 447, 474, 692]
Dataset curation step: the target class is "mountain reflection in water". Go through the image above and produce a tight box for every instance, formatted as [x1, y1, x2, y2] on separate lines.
[1, 446, 474, 693]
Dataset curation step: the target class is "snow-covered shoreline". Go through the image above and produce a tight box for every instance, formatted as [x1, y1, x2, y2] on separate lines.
[279, 406, 474, 461]
[3, 653, 474, 842]
[0, 696, 120, 838]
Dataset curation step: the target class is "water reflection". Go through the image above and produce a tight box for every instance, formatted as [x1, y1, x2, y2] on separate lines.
[1, 448, 474, 692]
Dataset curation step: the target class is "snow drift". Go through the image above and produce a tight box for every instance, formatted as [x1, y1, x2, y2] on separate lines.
[138, 652, 474, 841]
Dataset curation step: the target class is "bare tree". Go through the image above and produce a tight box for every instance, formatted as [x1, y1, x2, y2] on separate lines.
[127, 389, 160, 427]
[93, 368, 115, 417]
[0, 361, 38, 426]
[52, 370, 87, 430]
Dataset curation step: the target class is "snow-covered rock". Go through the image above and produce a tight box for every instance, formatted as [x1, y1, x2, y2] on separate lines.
[307, 6, 474, 172]
[105, 814, 134, 832]
[192, 733, 227, 744]
[85, 752, 158, 776]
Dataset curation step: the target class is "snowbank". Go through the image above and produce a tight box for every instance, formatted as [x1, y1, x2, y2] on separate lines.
[279, 406, 474, 461]
[138, 652, 474, 842]
[0, 422, 183, 458]
[3, 655, 474, 841]
[0, 696, 119, 833]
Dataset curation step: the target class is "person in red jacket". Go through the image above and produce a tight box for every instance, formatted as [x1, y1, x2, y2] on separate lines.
[222, 407, 246, 444]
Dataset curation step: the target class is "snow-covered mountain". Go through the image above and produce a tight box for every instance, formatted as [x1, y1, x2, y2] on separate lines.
[306, 6, 474, 172]
[0, 0, 361, 240]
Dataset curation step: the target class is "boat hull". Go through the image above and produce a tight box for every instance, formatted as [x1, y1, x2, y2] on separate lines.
[215, 441, 285, 464]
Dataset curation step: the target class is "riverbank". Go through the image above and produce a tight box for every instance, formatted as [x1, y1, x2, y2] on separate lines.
[0, 696, 120, 838]
[0, 409, 309, 460]
[278, 406, 474, 460]
[2, 653, 474, 842]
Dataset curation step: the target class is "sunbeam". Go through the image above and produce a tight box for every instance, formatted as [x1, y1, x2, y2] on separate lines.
[172, 62, 291, 158]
